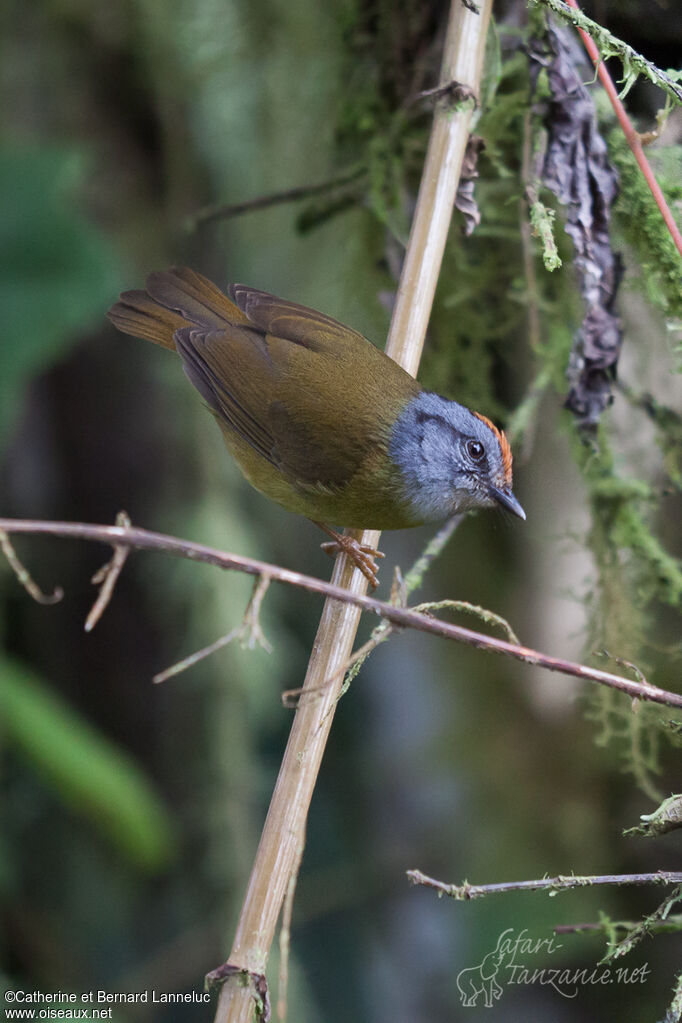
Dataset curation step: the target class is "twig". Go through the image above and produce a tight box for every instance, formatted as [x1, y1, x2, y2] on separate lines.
[0, 528, 63, 605]
[331, 516, 466, 699]
[533, 0, 682, 105]
[283, 517, 463, 710]
[407, 868, 682, 899]
[409, 867, 682, 976]
[281, 609, 395, 711]
[594, 648, 648, 686]
[239, 575, 273, 653]
[555, 915, 682, 935]
[153, 625, 244, 686]
[413, 599, 520, 645]
[84, 511, 131, 632]
[411, 79, 478, 108]
[1, 516, 681, 710]
[153, 574, 272, 684]
[593, 648, 664, 709]
[284, 565, 410, 714]
[603, 885, 682, 962]
[665, 972, 682, 1023]
[187, 166, 366, 231]
[551, 0, 682, 258]
[300, 592, 521, 713]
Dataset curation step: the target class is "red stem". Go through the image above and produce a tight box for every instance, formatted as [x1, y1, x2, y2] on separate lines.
[564, 0, 682, 258]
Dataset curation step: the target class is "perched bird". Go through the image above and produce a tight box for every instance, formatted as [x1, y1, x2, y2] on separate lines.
[107, 267, 525, 585]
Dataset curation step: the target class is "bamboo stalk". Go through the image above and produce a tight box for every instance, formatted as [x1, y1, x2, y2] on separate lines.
[215, 2, 493, 1019]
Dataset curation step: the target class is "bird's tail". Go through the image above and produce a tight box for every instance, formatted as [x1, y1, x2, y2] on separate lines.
[106, 266, 249, 351]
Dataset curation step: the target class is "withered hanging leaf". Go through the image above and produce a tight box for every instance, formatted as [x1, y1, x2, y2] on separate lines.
[455, 135, 485, 236]
[529, 22, 623, 429]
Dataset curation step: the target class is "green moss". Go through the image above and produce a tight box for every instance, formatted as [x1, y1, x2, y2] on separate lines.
[608, 129, 682, 322]
[529, 194, 562, 270]
[577, 436, 682, 609]
[622, 390, 682, 490]
[571, 431, 682, 796]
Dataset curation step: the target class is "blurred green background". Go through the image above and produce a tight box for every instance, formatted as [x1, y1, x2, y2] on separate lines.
[1, 0, 681, 1020]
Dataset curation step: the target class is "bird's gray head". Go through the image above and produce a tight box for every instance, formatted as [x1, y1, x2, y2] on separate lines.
[389, 392, 525, 524]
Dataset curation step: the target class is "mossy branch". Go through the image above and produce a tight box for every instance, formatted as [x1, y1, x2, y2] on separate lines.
[531, 0, 682, 104]
[407, 869, 682, 900]
[601, 885, 682, 962]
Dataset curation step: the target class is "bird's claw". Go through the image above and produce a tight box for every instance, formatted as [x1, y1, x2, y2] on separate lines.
[319, 535, 385, 589]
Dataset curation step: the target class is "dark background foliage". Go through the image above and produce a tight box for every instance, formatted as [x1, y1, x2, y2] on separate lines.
[1, 1, 681, 1020]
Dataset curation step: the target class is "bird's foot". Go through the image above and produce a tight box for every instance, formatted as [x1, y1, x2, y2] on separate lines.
[315, 524, 384, 589]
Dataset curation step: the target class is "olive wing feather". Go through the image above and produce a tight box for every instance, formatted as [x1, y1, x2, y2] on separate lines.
[174, 292, 403, 489]
[110, 268, 419, 492]
[174, 320, 375, 489]
[175, 326, 277, 467]
[228, 284, 369, 352]
[146, 267, 251, 330]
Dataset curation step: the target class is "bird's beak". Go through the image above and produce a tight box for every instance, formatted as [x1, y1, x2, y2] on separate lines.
[489, 485, 526, 521]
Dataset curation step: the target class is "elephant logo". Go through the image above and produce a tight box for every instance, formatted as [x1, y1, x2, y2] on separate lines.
[456, 947, 505, 1008]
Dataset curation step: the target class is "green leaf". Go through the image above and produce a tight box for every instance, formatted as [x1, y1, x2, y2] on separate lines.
[0, 146, 121, 448]
[1, 656, 177, 871]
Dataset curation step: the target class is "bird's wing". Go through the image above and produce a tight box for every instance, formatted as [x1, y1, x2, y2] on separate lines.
[109, 268, 418, 490]
[227, 284, 369, 352]
[174, 325, 278, 467]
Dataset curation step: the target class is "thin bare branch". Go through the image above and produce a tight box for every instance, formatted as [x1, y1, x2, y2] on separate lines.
[409, 868, 682, 969]
[555, 915, 682, 935]
[407, 868, 682, 900]
[1, 516, 680, 709]
[153, 573, 272, 684]
[603, 886, 682, 962]
[0, 528, 63, 605]
[281, 628, 389, 711]
[153, 625, 244, 686]
[84, 511, 131, 632]
[187, 166, 366, 231]
[239, 575, 273, 653]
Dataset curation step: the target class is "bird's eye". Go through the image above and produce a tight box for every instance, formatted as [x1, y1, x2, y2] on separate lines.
[467, 440, 485, 462]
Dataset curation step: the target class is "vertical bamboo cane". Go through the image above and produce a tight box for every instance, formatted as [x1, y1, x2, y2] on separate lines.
[215, 2, 493, 1018]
